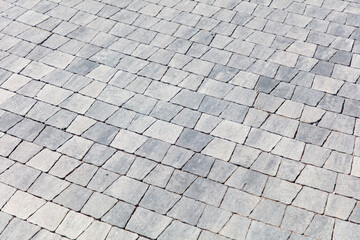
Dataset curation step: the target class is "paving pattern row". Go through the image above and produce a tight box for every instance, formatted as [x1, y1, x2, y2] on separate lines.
[0, 0, 360, 239]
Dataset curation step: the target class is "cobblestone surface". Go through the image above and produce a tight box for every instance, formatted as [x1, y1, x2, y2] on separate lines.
[0, 0, 360, 239]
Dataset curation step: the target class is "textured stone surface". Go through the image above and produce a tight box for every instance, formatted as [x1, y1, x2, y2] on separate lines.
[0, 0, 359, 239]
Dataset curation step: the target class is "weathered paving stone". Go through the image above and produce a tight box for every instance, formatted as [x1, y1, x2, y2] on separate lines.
[246, 221, 291, 240]
[126, 207, 172, 239]
[28, 202, 68, 231]
[168, 197, 205, 225]
[184, 178, 227, 206]
[101, 201, 135, 228]
[293, 187, 328, 214]
[0, 163, 40, 190]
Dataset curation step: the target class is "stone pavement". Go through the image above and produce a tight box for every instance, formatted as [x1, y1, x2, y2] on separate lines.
[0, 0, 360, 239]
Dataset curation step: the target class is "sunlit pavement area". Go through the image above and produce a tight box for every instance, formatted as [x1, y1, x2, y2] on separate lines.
[0, 0, 360, 239]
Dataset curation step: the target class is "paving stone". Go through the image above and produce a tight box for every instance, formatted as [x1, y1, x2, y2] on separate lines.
[34, 126, 72, 150]
[49, 155, 80, 178]
[105, 176, 148, 204]
[30, 229, 62, 240]
[3, 190, 45, 219]
[230, 145, 261, 167]
[296, 123, 330, 146]
[263, 177, 301, 204]
[82, 122, 118, 145]
[158, 221, 200, 240]
[144, 164, 173, 188]
[324, 151, 352, 174]
[221, 188, 260, 216]
[251, 152, 281, 176]
[144, 120, 182, 144]
[0, 163, 40, 190]
[183, 153, 214, 177]
[335, 174, 360, 199]
[246, 128, 281, 151]
[77, 221, 111, 240]
[277, 158, 304, 181]
[166, 170, 196, 194]
[126, 157, 156, 180]
[126, 207, 171, 239]
[250, 198, 286, 226]
[66, 162, 98, 186]
[87, 168, 118, 192]
[293, 187, 328, 213]
[28, 173, 69, 200]
[202, 138, 236, 161]
[185, 177, 227, 206]
[140, 186, 180, 214]
[325, 194, 356, 220]
[296, 165, 337, 192]
[136, 138, 170, 162]
[9, 141, 42, 163]
[197, 205, 231, 233]
[324, 131, 355, 154]
[0, 218, 40, 240]
[333, 220, 360, 240]
[83, 143, 115, 166]
[246, 221, 290, 240]
[281, 206, 314, 234]
[54, 184, 92, 211]
[101, 201, 135, 228]
[28, 202, 68, 231]
[305, 215, 334, 240]
[56, 211, 93, 239]
[167, 197, 205, 225]
[106, 227, 138, 240]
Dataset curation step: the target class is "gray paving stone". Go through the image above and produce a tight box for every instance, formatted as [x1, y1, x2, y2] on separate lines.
[126, 157, 156, 180]
[101, 201, 135, 228]
[0, 163, 40, 190]
[293, 187, 328, 214]
[335, 174, 360, 199]
[82, 122, 118, 145]
[226, 167, 267, 196]
[140, 186, 180, 214]
[126, 207, 171, 239]
[0, 218, 40, 240]
[135, 138, 170, 162]
[66, 162, 98, 186]
[87, 168, 118, 192]
[9, 141, 42, 163]
[281, 206, 314, 234]
[28, 173, 69, 200]
[106, 227, 138, 240]
[54, 184, 92, 211]
[158, 221, 201, 240]
[2, 190, 45, 220]
[56, 211, 93, 239]
[105, 176, 148, 204]
[221, 188, 260, 216]
[250, 198, 286, 226]
[28, 202, 68, 231]
[296, 165, 337, 192]
[324, 131, 355, 154]
[83, 143, 115, 166]
[324, 151, 352, 174]
[305, 215, 334, 240]
[246, 128, 281, 152]
[185, 177, 227, 206]
[166, 170, 196, 194]
[167, 196, 205, 225]
[296, 123, 330, 146]
[49, 155, 80, 178]
[246, 221, 290, 240]
[263, 177, 301, 204]
[183, 153, 214, 177]
[333, 220, 360, 240]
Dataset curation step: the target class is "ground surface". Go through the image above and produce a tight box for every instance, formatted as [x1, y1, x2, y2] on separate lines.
[0, 0, 360, 239]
